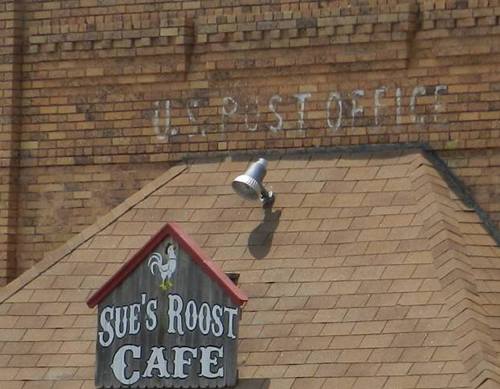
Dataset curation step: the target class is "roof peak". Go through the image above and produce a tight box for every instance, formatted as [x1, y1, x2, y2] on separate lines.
[86, 222, 248, 308]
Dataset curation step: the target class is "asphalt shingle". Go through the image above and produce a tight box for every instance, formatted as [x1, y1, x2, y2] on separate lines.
[0, 150, 499, 389]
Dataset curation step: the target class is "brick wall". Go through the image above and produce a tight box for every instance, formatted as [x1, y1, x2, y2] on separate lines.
[16, 162, 170, 273]
[440, 148, 500, 230]
[0, 0, 499, 283]
[0, 0, 23, 284]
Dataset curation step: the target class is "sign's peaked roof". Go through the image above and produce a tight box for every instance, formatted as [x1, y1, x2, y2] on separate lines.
[86, 222, 248, 308]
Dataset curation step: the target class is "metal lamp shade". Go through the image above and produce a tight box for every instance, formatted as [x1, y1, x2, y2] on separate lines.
[232, 175, 261, 200]
[231, 158, 268, 200]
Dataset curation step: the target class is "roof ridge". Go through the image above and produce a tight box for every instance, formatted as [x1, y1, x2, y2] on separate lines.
[410, 153, 500, 389]
[0, 164, 188, 304]
[183, 143, 422, 164]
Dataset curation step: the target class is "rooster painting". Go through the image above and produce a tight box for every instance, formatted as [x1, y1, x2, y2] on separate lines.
[148, 242, 178, 291]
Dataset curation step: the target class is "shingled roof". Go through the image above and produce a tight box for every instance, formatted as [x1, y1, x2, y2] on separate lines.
[0, 149, 499, 389]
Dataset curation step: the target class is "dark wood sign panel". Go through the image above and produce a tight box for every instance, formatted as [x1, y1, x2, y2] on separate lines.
[88, 223, 247, 388]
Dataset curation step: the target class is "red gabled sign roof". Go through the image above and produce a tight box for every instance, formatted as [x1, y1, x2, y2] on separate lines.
[87, 222, 248, 308]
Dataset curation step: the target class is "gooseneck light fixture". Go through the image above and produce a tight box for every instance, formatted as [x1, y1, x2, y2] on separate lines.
[232, 158, 275, 208]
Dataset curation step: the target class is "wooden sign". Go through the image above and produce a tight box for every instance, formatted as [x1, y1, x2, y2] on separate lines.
[87, 223, 248, 388]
